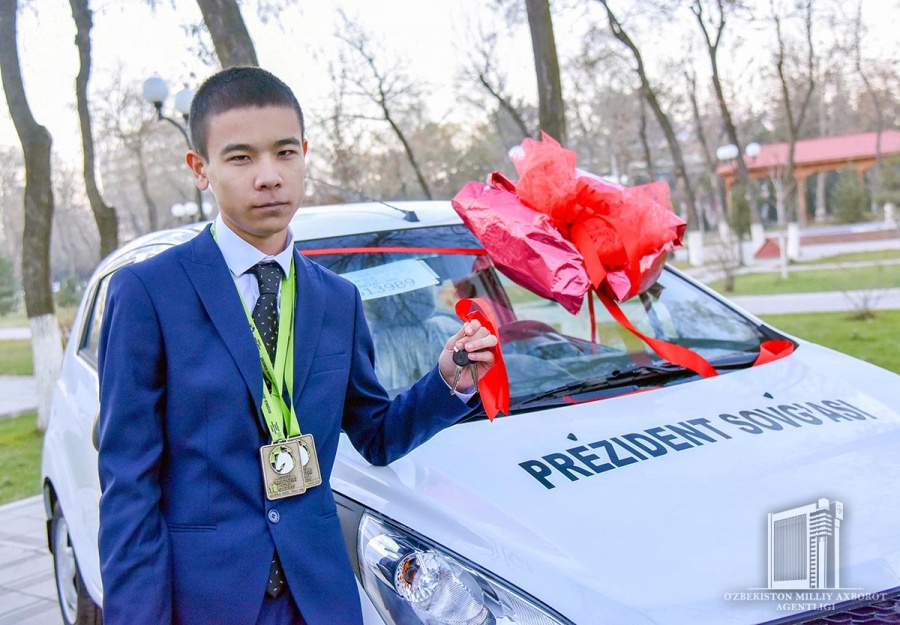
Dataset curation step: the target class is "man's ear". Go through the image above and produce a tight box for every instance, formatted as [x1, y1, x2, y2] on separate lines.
[186, 151, 210, 191]
[302, 140, 308, 157]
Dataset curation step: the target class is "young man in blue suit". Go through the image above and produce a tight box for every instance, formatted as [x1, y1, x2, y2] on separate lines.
[96, 67, 497, 625]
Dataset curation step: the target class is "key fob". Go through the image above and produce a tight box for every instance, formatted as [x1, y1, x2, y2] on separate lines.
[452, 348, 471, 367]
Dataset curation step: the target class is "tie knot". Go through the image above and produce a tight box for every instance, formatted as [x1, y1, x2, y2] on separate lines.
[252, 262, 282, 296]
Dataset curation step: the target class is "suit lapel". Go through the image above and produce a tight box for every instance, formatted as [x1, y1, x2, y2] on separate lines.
[291, 249, 327, 407]
[182, 227, 264, 413]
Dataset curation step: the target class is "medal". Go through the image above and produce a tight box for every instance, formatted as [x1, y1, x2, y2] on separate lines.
[259, 434, 322, 500]
[297, 434, 322, 488]
[260, 440, 307, 500]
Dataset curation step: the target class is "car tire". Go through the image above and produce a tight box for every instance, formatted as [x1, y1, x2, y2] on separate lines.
[51, 502, 103, 625]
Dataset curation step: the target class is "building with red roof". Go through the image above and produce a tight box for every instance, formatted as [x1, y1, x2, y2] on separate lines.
[716, 130, 900, 225]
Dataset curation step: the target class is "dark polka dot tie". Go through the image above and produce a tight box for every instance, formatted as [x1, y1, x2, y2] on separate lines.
[251, 262, 282, 363]
[253, 262, 288, 598]
[266, 550, 287, 598]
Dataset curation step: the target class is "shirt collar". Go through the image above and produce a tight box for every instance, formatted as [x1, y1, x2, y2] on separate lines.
[214, 214, 295, 278]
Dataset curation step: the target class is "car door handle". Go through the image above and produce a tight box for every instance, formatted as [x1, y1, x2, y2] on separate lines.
[91, 409, 100, 451]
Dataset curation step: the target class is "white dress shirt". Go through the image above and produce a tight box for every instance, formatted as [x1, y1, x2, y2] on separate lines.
[214, 214, 294, 311]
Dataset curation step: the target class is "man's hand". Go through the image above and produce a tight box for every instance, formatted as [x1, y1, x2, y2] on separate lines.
[438, 319, 499, 393]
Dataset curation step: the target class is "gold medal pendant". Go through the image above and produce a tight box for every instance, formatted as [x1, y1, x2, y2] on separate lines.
[296, 434, 322, 488]
[260, 440, 307, 500]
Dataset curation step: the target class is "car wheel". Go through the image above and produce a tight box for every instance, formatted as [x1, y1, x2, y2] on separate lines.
[51, 502, 102, 625]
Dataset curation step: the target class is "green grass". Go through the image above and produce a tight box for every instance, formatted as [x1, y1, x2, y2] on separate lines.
[762, 310, 900, 373]
[0, 412, 43, 505]
[0, 339, 33, 375]
[802, 249, 900, 265]
[708, 264, 900, 295]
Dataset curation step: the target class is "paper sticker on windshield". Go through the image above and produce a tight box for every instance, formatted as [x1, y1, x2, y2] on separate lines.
[342, 259, 439, 301]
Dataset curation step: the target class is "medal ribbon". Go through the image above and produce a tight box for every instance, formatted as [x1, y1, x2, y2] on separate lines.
[244, 261, 300, 443]
[212, 225, 300, 443]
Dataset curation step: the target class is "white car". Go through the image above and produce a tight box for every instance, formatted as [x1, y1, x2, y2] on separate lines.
[41, 201, 900, 625]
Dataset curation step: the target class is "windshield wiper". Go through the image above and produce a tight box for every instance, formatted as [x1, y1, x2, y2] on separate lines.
[510, 363, 696, 410]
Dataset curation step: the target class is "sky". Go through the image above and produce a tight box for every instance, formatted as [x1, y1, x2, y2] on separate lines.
[0, 0, 538, 161]
[1, 0, 897, 164]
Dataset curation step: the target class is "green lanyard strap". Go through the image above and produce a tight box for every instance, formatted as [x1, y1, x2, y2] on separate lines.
[212, 225, 301, 442]
[244, 261, 300, 442]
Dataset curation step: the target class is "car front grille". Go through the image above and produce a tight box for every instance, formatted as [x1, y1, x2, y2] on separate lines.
[769, 587, 900, 624]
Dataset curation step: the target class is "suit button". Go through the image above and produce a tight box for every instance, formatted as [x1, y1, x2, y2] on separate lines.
[268, 509, 280, 524]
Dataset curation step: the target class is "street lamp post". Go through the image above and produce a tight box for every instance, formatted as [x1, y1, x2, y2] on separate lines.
[745, 142, 797, 277]
[142, 77, 205, 224]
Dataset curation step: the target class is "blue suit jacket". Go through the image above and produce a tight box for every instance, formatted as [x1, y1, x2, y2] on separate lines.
[97, 227, 471, 625]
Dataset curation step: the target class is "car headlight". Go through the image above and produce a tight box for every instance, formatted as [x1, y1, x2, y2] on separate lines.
[358, 513, 570, 625]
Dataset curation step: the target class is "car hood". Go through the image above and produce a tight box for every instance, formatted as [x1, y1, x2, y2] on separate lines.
[333, 342, 900, 625]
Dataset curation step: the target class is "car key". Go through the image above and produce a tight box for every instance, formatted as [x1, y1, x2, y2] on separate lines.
[452, 347, 479, 394]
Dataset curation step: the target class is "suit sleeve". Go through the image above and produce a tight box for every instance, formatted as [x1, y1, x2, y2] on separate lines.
[96, 267, 173, 624]
[341, 287, 473, 466]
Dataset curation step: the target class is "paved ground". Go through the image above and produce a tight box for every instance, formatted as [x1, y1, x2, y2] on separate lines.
[729, 288, 900, 316]
[0, 497, 60, 625]
[0, 376, 38, 419]
[0, 328, 30, 340]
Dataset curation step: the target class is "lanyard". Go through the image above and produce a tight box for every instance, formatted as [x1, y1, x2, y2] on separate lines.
[241, 261, 300, 442]
[212, 225, 301, 442]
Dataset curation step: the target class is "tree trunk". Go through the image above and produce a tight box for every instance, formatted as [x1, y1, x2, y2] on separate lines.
[525, 0, 566, 143]
[638, 97, 655, 181]
[195, 0, 258, 68]
[0, 0, 62, 431]
[686, 69, 726, 230]
[133, 145, 159, 231]
[70, 0, 118, 258]
[599, 0, 699, 230]
[854, 0, 884, 202]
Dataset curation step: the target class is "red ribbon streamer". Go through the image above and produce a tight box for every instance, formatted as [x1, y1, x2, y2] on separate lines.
[301, 247, 487, 256]
[753, 339, 795, 366]
[455, 298, 510, 421]
[597, 291, 719, 379]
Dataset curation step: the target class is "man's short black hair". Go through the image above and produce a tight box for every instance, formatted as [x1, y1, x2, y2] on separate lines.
[189, 66, 305, 159]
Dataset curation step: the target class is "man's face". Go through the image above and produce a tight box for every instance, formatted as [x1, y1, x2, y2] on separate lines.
[187, 105, 308, 253]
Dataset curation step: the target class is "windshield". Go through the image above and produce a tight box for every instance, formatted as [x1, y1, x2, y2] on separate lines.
[297, 225, 778, 413]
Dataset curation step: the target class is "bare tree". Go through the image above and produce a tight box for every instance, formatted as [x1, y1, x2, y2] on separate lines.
[459, 26, 532, 141]
[853, 0, 884, 201]
[336, 12, 433, 200]
[51, 156, 99, 286]
[0, 0, 63, 431]
[0, 147, 24, 268]
[97, 76, 164, 232]
[637, 97, 656, 181]
[685, 66, 726, 229]
[194, 0, 258, 67]
[690, 0, 763, 228]
[596, 0, 700, 229]
[772, 0, 816, 224]
[524, 0, 566, 143]
[70, 0, 118, 258]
